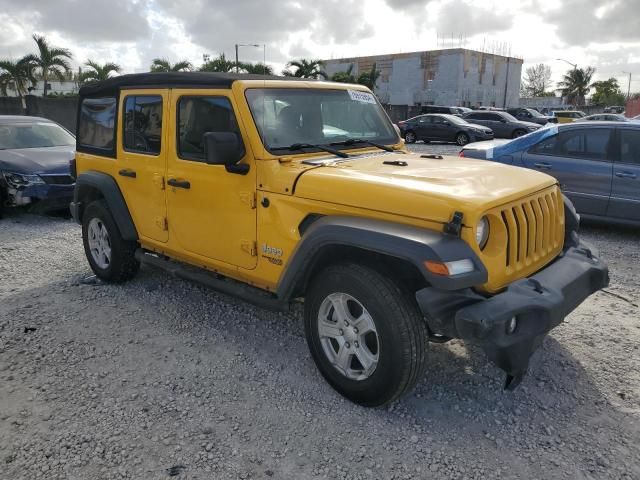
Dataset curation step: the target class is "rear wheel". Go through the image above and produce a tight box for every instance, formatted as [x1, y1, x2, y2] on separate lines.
[82, 200, 139, 283]
[455, 132, 470, 146]
[404, 131, 417, 144]
[304, 263, 428, 407]
[512, 129, 526, 138]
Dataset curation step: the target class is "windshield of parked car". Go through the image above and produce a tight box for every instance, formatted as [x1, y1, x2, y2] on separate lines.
[525, 108, 545, 118]
[245, 88, 398, 152]
[0, 122, 75, 150]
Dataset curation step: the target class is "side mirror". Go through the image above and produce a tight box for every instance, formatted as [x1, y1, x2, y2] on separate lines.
[203, 131, 248, 175]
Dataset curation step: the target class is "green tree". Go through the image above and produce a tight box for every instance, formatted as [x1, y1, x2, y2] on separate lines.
[330, 64, 355, 83]
[557, 67, 595, 106]
[357, 63, 380, 90]
[80, 60, 121, 83]
[150, 58, 192, 72]
[591, 78, 626, 106]
[0, 57, 36, 109]
[241, 62, 274, 75]
[283, 59, 327, 79]
[521, 63, 552, 97]
[21, 34, 72, 97]
[199, 54, 236, 73]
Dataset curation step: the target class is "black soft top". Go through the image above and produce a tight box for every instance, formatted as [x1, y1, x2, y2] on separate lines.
[78, 72, 310, 97]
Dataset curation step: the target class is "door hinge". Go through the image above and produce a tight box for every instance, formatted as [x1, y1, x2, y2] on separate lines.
[239, 191, 257, 209]
[153, 174, 165, 190]
[241, 240, 257, 256]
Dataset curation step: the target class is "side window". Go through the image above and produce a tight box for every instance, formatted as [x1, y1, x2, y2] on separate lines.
[620, 129, 640, 165]
[418, 116, 431, 124]
[488, 113, 502, 121]
[178, 96, 241, 162]
[556, 128, 612, 160]
[123, 95, 163, 155]
[530, 135, 558, 155]
[78, 97, 117, 152]
[431, 116, 446, 124]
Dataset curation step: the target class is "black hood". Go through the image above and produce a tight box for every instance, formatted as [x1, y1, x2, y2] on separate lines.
[0, 145, 75, 175]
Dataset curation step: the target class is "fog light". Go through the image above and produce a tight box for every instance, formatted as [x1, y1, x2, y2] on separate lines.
[506, 316, 517, 335]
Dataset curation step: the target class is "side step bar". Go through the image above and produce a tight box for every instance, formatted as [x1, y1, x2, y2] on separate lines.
[134, 249, 289, 312]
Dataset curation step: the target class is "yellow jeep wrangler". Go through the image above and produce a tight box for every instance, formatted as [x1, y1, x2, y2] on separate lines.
[70, 73, 608, 406]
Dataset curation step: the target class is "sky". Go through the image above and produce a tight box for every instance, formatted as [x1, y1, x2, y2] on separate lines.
[0, 0, 639, 93]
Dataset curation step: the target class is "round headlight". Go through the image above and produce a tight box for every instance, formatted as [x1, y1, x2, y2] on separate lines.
[476, 216, 489, 250]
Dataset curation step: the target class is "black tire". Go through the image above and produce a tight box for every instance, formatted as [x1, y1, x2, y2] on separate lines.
[304, 263, 428, 407]
[82, 200, 139, 283]
[455, 132, 470, 146]
[0, 186, 5, 219]
[404, 131, 417, 144]
[512, 129, 526, 138]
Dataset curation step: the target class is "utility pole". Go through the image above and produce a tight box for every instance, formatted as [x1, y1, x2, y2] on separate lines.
[502, 57, 510, 108]
[623, 71, 632, 99]
[235, 44, 261, 74]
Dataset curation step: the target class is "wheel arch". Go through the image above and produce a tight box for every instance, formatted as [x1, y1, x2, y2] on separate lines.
[276, 216, 487, 301]
[72, 171, 138, 241]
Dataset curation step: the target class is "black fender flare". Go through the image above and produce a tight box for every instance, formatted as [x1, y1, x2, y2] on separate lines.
[276, 216, 487, 300]
[71, 170, 138, 241]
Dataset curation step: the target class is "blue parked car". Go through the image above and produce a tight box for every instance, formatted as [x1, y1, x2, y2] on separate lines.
[460, 122, 640, 225]
[0, 116, 75, 218]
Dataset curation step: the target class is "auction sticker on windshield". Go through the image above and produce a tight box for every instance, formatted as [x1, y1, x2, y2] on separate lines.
[348, 90, 377, 104]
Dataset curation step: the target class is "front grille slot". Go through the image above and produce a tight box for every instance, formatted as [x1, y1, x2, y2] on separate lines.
[498, 187, 564, 273]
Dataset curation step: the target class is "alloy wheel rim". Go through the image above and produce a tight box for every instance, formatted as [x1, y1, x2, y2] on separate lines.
[317, 292, 379, 381]
[87, 218, 111, 269]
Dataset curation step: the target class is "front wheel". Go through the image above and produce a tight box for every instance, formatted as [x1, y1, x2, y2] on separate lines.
[455, 132, 470, 146]
[404, 131, 417, 144]
[512, 129, 526, 138]
[82, 200, 139, 283]
[304, 263, 428, 407]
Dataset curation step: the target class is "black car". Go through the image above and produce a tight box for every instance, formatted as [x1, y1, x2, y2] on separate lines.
[0, 116, 75, 217]
[506, 107, 556, 125]
[462, 110, 541, 138]
[397, 114, 493, 146]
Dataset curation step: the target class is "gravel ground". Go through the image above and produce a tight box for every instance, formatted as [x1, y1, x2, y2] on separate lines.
[1, 165, 639, 479]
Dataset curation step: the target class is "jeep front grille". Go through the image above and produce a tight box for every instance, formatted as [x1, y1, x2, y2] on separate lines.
[499, 186, 564, 273]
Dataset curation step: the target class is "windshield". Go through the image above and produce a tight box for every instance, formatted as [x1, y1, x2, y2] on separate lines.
[245, 88, 398, 152]
[0, 122, 75, 150]
[526, 108, 544, 117]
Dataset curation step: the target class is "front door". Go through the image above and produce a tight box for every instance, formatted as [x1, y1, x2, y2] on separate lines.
[116, 90, 168, 243]
[608, 128, 640, 221]
[522, 127, 613, 216]
[166, 90, 257, 270]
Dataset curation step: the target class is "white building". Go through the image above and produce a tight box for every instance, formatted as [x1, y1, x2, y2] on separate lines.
[324, 48, 523, 118]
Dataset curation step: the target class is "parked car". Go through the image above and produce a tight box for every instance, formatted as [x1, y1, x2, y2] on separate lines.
[630, 114, 640, 123]
[397, 114, 493, 145]
[576, 113, 629, 122]
[552, 110, 586, 123]
[70, 72, 607, 405]
[460, 122, 640, 225]
[604, 106, 625, 114]
[0, 116, 75, 218]
[506, 107, 556, 125]
[462, 110, 541, 138]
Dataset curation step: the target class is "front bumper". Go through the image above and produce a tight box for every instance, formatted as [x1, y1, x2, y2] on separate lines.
[471, 132, 494, 141]
[416, 242, 609, 389]
[5, 183, 74, 213]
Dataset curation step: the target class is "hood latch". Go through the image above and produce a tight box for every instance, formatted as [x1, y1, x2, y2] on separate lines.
[444, 211, 464, 236]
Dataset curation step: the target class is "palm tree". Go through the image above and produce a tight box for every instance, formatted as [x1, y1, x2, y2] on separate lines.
[357, 63, 380, 91]
[199, 54, 236, 73]
[241, 62, 273, 75]
[283, 59, 327, 79]
[330, 64, 355, 83]
[557, 67, 596, 106]
[150, 58, 193, 72]
[21, 34, 72, 97]
[0, 57, 36, 110]
[80, 60, 121, 84]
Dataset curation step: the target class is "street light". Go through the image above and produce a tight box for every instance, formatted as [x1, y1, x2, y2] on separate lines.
[235, 43, 263, 73]
[556, 58, 577, 71]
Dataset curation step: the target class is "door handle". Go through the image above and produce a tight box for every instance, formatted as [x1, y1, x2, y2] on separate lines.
[615, 171, 637, 179]
[118, 168, 136, 178]
[534, 162, 552, 170]
[167, 178, 191, 189]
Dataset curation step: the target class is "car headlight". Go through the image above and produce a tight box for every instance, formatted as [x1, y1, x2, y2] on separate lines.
[2, 172, 45, 188]
[476, 216, 490, 250]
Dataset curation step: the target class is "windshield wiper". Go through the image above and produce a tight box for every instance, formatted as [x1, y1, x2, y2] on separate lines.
[330, 138, 397, 153]
[271, 143, 350, 158]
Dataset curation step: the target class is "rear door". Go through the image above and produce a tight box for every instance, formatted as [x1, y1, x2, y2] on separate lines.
[116, 90, 169, 243]
[413, 116, 432, 139]
[521, 127, 614, 215]
[429, 115, 450, 140]
[608, 127, 640, 221]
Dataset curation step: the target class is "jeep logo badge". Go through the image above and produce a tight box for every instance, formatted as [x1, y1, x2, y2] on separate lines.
[261, 244, 283, 257]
